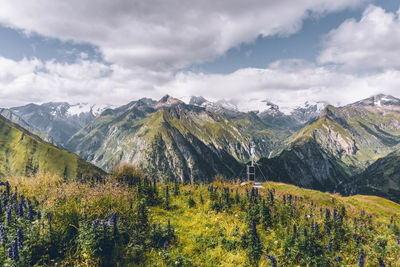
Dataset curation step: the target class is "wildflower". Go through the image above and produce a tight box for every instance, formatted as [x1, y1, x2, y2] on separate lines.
[311, 200, 314, 206]
[314, 222, 318, 233]
[163, 240, 169, 249]
[327, 238, 332, 252]
[37, 210, 41, 220]
[354, 234, 361, 245]
[6, 207, 11, 226]
[325, 225, 330, 235]
[358, 252, 364, 267]
[266, 255, 277, 267]
[92, 219, 100, 229]
[334, 256, 342, 262]
[16, 229, 23, 249]
[27, 204, 33, 221]
[303, 228, 307, 237]
[333, 209, 337, 219]
[293, 223, 297, 237]
[325, 208, 331, 220]
[0, 224, 7, 245]
[109, 210, 117, 227]
[10, 241, 19, 261]
[378, 258, 385, 267]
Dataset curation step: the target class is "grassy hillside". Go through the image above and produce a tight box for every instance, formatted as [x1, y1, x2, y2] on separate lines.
[0, 115, 104, 179]
[2, 173, 398, 266]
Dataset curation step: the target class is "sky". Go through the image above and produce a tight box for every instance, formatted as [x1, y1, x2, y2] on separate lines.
[0, 0, 400, 112]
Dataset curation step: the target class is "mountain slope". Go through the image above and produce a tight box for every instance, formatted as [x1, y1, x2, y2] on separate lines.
[350, 149, 400, 203]
[288, 95, 400, 175]
[66, 96, 287, 180]
[0, 108, 56, 144]
[258, 94, 400, 195]
[258, 137, 349, 192]
[9, 102, 111, 145]
[0, 114, 104, 178]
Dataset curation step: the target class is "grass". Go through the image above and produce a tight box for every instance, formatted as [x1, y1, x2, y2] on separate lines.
[1, 173, 398, 266]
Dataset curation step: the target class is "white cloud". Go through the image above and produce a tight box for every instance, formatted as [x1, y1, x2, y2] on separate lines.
[0, 0, 366, 70]
[1, 56, 399, 112]
[318, 5, 400, 71]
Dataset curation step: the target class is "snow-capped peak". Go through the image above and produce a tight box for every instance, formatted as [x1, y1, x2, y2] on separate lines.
[66, 103, 114, 117]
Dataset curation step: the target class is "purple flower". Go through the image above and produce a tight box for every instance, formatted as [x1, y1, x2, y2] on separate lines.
[0, 224, 7, 245]
[265, 255, 277, 267]
[163, 240, 169, 249]
[6, 207, 12, 226]
[325, 225, 330, 235]
[16, 229, 23, 249]
[9, 241, 19, 261]
[378, 258, 385, 267]
[314, 222, 319, 233]
[334, 256, 342, 262]
[358, 252, 365, 267]
[325, 208, 331, 220]
[328, 238, 333, 252]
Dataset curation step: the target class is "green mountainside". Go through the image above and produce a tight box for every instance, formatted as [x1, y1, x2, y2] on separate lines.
[66, 96, 287, 181]
[258, 94, 400, 199]
[0, 114, 104, 179]
[0, 108, 56, 144]
[258, 138, 350, 192]
[350, 148, 400, 203]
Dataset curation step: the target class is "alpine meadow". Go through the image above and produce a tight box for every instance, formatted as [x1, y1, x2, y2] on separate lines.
[0, 0, 400, 266]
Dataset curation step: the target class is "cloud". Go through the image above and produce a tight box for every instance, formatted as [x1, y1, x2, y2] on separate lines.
[318, 5, 400, 71]
[165, 59, 397, 112]
[1, 56, 399, 112]
[0, 0, 366, 71]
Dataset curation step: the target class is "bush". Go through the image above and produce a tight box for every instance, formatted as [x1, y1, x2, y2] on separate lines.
[112, 162, 144, 183]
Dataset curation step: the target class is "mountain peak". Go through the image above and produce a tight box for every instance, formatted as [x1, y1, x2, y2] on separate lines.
[189, 96, 208, 106]
[155, 95, 183, 108]
[349, 94, 400, 108]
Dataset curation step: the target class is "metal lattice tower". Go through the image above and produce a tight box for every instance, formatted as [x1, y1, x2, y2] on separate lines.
[247, 142, 256, 181]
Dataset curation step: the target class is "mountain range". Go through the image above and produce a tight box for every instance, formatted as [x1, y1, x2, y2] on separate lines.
[1, 94, 400, 203]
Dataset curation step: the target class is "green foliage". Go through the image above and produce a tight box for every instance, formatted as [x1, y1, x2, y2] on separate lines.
[1, 176, 399, 266]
